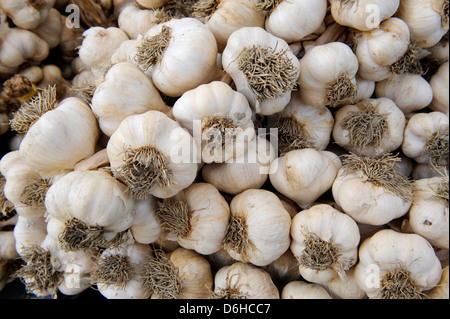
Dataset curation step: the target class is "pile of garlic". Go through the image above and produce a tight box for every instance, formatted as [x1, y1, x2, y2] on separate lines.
[0, 0, 448, 300]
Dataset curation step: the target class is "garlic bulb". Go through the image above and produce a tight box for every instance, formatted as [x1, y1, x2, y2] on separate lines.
[201, 135, 276, 195]
[78, 26, 129, 81]
[319, 266, 367, 299]
[222, 26, 300, 115]
[0, 231, 18, 260]
[281, 280, 332, 299]
[402, 111, 449, 167]
[354, 75, 376, 102]
[375, 74, 433, 114]
[134, 17, 219, 97]
[273, 90, 334, 155]
[106, 110, 199, 199]
[429, 61, 449, 115]
[298, 42, 359, 108]
[396, 0, 449, 48]
[144, 247, 213, 299]
[290, 204, 360, 284]
[15, 233, 97, 297]
[30, 8, 62, 49]
[213, 262, 279, 299]
[0, 21, 49, 74]
[426, 266, 449, 299]
[269, 148, 342, 209]
[0, 0, 55, 29]
[263, 0, 327, 44]
[223, 188, 291, 266]
[16, 93, 100, 178]
[13, 215, 47, 257]
[332, 153, 413, 226]
[0, 151, 49, 219]
[172, 81, 255, 163]
[332, 98, 406, 157]
[354, 229, 442, 299]
[262, 249, 300, 286]
[330, 0, 400, 31]
[405, 174, 449, 250]
[92, 243, 153, 299]
[45, 170, 135, 252]
[118, 2, 161, 39]
[91, 62, 170, 137]
[156, 182, 230, 255]
[131, 196, 162, 245]
[353, 17, 412, 82]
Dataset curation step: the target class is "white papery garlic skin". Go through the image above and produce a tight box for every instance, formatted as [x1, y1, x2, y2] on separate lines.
[0, 0, 55, 30]
[19, 97, 100, 178]
[330, 0, 400, 31]
[375, 74, 433, 114]
[269, 148, 342, 209]
[281, 280, 332, 299]
[264, 0, 328, 44]
[223, 189, 292, 267]
[90, 62, 169, 137]
[214, 262, 280, 299]
[353, 17, 410, 82]
[396, 0, 449, 48]
[429, 61, 449, 115]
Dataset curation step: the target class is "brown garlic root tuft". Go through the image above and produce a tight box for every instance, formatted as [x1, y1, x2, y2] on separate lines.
[141, 247, 182, 299]
[135, 25, 171, 71]
[378, 267, 424, 299]
[340, 102, 388, 148]
[20, 178, 52, 207]
[238, 45, 298, 102]
[326, 73, 357, 107]
[156, 198, 191, 239]
[425, 125, 449, 166]
[91, 254, 132, 288]
[275, 115, 313, 155]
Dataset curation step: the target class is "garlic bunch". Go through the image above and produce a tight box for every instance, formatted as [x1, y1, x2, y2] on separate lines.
[13, 90, 99, 178]
[134, 17, 219, 97]
[355, 229, 442, 299]
[92, 243, 153, 299]
[193, 0, 265, 52]
[91, 62, 170, 137]
[213, 262, 279, 299]
[396, 0, 449, 48]
[404, 173, 449, 250]
[330, 0, 400, 31]
[106, 110, 198, 199]
[298, 42, 359, 108]
[262, 0, 328, 44]
[173, 81, 255, 163]
[156, 182, 230, 255]
[223, 189, 291, 266]
[222, 26, 300, 115]
[269, 148, 342, 209]
[0, 150, 49, 219]
[332, 153, 413, 225]
[45, 170, 135, 252]
[402, 111, 449, 167]
[290, 204, 360, 284]
[201, 135, 276, 195]
[0, 0, 55, 30]
[332, 98, 406, 157]
[273, 90, 334, 155]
